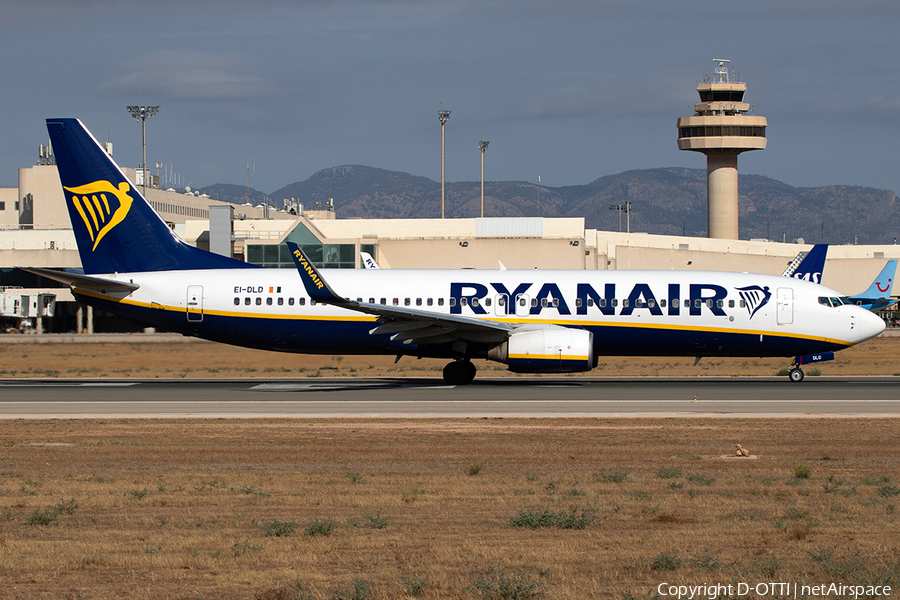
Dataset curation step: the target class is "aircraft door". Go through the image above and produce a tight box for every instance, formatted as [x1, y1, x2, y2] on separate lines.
[776, 287, 793, 325]
[515, 293, 531, 317]
[187, 285, 204, 322]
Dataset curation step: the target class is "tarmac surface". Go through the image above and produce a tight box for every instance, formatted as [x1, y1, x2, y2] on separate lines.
[1, 376, 899, 418]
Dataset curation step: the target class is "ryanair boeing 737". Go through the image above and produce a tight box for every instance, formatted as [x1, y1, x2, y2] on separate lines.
[20, 119, 885, 384]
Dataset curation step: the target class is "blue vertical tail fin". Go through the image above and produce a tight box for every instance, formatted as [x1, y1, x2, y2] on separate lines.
[788, 244, 828, 284]
[847, 259, 897, 311]
[857, 259, 897, 298]
[47, 118, 250, 274]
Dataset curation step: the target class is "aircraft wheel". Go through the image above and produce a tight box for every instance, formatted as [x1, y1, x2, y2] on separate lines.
[443, 361, 469, 385]
[462, 360, 477, 384]
[789, 367, 804, 382]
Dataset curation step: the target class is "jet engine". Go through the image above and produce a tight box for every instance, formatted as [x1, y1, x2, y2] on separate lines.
[487, 327, 596, 373]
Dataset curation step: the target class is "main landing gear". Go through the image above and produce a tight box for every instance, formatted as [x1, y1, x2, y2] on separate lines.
[443, 360, 476, 385]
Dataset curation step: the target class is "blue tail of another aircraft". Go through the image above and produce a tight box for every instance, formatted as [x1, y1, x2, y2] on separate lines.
[789, 244, 828, 284]
[848, 259, 897, 311]
[47, 118, 250, 274]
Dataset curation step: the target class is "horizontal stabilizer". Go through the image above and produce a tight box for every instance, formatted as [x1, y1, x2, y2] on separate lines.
[17, 267, 139, 293]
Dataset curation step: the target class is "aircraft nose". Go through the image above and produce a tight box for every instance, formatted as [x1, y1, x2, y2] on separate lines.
[855, 307, 886, 343]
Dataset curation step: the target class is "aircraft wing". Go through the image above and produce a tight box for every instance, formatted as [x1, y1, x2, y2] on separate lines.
[286, 242, 512, 345]
[17, 267, 140, 294]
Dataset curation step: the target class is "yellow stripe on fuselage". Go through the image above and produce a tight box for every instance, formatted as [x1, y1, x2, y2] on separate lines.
[73, 287, 855, 347]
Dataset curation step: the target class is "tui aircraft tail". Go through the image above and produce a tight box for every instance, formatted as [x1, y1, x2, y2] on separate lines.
[47, 118, 250, 274]
[855, 259, 896, 299]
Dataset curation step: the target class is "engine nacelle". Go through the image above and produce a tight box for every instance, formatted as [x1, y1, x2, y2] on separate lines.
[487, 327, 596, 373]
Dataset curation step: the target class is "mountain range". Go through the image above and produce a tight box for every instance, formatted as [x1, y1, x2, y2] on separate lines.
[199, 166, 900, 245]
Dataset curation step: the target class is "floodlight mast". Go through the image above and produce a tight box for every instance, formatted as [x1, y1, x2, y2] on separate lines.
[126, 105, 160, 193]
[479, 140, 489, 218]
[439, 110, 450, 218]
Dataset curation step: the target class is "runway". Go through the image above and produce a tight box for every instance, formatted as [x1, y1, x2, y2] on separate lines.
[2, 376, 900, 418]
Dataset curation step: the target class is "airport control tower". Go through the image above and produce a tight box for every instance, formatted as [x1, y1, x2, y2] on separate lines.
[677, 60, 767, 239]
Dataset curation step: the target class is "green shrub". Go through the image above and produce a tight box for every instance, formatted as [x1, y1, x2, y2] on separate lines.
[598, 469, 630, 483]
[52, 498, 79, 515]
[305, 518, 336, 536]
[794, 464, 812, 479]
[399, 574, 428, 597]
[469, 461, 484, 476]
[651, 552, 683, 571]
[509, 505, 595, 530]
[28, 506, 60, 526]
[685, 473, 716, 486]
[330, 579, 374, 600]
[259, 518, 298, 537]
[655, 466, 682, 479]
[878, 485, 900, 498]
[470, 565, 545, 600]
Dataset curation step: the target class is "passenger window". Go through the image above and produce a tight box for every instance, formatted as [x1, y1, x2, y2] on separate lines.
[233, 298, 240, 306]
[576, 299, 583, 308]
[648, 299, 656, 308]
[416, 298, 422, 306]
[380, 298, 386, 305]
[531, 298, 537, 307]
[695, 299, 702, 308]
[392, 298, 399, 306]
[277, 297, 284, 306]
[471, 298, 479, 307]
[716, 299, 724, 308]
[368, 297, 375, 303]
[310, 299, 316, 306]
[588, 298, 595, 307]
[660, 299, 667, 308]
[256, 297, 262, 306]
[519, 298, 527, 307]
[299, 298, 306, 306]
[634, 299, 643, 308]
[449, 298, 456, 307]
[728, 299, 734, 308]
[623, 299, 629, 308]
[740, 299, 746, 308]
[427, 298, 433, 306]
[541, 298, 548, 307]
[485, 298, 491, 307]
[598, 298, 604, 307]
[461, 298, 468, 306]
[244, 297, 251, 305]
[552, 298, 559, 307]
[438, 298, 445, 306]
[266, 297, 273, 306]
[289, 297, 295, 306]
[404, 298, 410, 306]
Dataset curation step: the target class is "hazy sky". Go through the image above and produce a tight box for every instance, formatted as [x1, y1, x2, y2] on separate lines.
[3, 0, 899, 198]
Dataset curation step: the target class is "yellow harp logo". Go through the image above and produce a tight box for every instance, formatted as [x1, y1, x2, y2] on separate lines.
[64, 180, 134, 251]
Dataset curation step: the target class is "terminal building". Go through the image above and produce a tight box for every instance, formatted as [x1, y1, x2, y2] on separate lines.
[1, 62, 898, 333]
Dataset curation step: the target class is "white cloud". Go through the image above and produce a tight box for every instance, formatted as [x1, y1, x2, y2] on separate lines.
[103, 50, 277, 102]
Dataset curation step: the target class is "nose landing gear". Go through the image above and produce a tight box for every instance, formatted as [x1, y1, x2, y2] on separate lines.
[788, 367, 804, 382]
[443, 360, 476, 385]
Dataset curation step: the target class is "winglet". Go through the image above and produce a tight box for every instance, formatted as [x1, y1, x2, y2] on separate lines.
[286, 242, 345, 304]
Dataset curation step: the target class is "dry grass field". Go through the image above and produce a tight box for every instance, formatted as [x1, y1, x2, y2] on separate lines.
[2, 419, 900, 599]
[1, 336, 900, 599]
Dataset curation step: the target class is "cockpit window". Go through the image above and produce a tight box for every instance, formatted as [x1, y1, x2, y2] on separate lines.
[819, 296, 848, 308]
